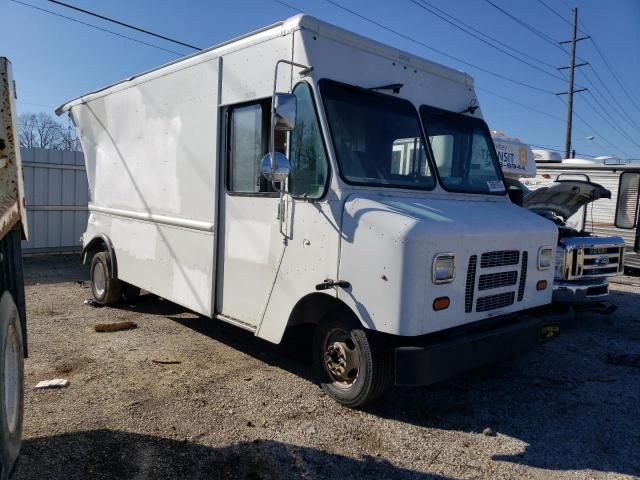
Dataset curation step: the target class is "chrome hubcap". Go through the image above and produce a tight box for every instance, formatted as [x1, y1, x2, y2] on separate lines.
[93, 262, 106, 297]
[324, 329, 360, 389]
[4, 324, 20, 435]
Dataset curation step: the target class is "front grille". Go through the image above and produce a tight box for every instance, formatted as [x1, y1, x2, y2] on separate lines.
[476, 292, 515, 312]
[480, 250, 520, 268]
[465, 255, 477, 313]
[478, 271, 517, 291]
[518, 251, 528, 301]
[567, 245, 624, 279]
[584, 246, 622, 255]
[465, 250, 526, 313]
[583, 266, 619, 276]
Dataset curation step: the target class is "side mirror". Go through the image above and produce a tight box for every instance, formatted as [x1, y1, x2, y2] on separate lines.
[615, 171, 640, 229]
[274, 93, 297, 131]
[261, 152, 291, 183]
[507, 187, 524, 207]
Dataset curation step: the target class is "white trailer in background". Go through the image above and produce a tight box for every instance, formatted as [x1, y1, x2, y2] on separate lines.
[1, 57, 28, 480]
[58, 15, 558, 407]
[533, 152, 640, 273]
[493, 134, 624, 304]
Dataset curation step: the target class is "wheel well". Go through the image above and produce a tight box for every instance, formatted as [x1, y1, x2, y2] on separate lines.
[81, 234, 118, 278]
[286, 292, 360, 330]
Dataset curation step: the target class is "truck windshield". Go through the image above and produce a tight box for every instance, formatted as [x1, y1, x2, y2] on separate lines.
[420, 106, 506, 195]
[320, 80, 435, 190]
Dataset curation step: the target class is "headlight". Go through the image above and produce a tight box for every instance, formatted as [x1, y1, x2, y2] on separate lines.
[432, 253, 455, 284]
[554, 247, 566, 279]
[538, 246, 553, 270]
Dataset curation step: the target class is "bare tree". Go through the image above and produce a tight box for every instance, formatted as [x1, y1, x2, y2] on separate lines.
[18, 112, 81, 151]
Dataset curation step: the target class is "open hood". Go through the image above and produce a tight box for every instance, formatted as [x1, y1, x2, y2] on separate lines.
[523, 180, 611, 220]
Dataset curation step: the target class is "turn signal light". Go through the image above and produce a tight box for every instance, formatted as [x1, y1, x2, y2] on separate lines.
[536, 280, 548, 291]
[433, 297, 450, 311]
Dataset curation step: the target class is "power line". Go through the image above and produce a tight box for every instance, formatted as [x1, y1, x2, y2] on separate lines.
[319, 0, 555, 94]
[407, 0, 572, 85]
[547, 0, 640, 118]
[48, 0, 201, 51]
[484, 0, 567, 53]
[580, 67, 640, 135]
[535, 0, 640, 134]
[587, 37, 640, 117]
[476, 86, 565, 123]
[580, 92, 640, 149]
[9, 0, 184, 56]
[476, 86, 613, 156]
[556, 96, 632, 158]
[415, 0, 558, 70]
[409, 0, 564, 84]
[272, 0, 304, 13]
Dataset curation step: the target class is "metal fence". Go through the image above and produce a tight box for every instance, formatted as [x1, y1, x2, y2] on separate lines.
[21, 147, 88, 254]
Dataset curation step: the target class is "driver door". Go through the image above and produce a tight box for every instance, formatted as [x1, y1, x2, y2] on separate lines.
[216, 99, 287, 328]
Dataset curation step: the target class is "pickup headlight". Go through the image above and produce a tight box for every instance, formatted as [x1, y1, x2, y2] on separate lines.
[432, 253, 455, 284]
[538, 246, 554, 270]
[554, 247, 566, 279]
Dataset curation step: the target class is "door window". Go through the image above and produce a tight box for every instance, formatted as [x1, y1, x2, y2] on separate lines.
[227, 101, 286, 194]
[288, 83, 329, 198]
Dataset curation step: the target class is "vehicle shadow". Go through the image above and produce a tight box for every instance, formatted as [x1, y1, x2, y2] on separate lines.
[11, 430, 449, 480]
[23, 254, 89, 286]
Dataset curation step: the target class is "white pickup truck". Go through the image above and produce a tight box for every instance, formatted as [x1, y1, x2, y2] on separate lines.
[494, 133, 624, 304]
[1, 57, 28, 480]
[58, 15, 558, 406]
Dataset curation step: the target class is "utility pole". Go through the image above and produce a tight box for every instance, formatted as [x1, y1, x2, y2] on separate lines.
[557, 8, 589, 159]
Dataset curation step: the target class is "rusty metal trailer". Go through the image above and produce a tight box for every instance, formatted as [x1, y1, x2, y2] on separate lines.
[1, 57, 28, 480]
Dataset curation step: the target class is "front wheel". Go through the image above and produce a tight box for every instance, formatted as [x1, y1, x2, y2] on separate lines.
[0, 292, 24, 479]
[313, 317, 392, 408]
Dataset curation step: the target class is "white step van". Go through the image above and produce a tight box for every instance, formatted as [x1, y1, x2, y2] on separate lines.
[57, 15, 557, 406]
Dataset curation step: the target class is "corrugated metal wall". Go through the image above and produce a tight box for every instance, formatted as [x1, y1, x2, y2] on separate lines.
[21, 147, 88, 253]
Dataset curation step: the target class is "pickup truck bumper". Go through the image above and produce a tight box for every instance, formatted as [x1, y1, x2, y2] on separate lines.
[394, 315, 540, 386]
[552, 277, 609, 304]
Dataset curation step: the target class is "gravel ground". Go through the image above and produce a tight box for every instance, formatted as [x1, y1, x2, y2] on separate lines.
[11, 255, 640, 479]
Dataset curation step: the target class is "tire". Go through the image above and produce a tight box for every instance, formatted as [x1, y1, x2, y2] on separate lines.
[121, 284, 141, 302]
[0, 292, 24, 480]
[313, 316, 392, 408]
[90, 252, 122, 306]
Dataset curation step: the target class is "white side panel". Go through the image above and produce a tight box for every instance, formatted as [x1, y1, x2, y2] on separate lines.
[257, 200, 342, 343]
[85, 212, 214, 315]
[220, 35, 293, 105]
[72, 59, 220, 316]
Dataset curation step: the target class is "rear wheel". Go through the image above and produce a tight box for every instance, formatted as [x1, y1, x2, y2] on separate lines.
[90, 252, 122, 306]
[121, 284, 141, 302]
[313, 317, 392, 408]
[0, 292, 24, 479]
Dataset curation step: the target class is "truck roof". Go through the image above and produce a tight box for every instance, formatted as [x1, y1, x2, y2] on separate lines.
[56, 14, 473, 115]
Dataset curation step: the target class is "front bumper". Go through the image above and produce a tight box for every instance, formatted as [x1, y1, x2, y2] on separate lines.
[552, 277, 609, 304]
[394, 315, 540, 386]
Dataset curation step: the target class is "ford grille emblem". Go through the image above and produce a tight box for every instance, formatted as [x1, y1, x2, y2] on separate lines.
[595, 255, 609, 266]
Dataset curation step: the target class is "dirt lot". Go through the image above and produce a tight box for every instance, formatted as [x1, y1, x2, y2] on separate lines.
[11, 255, 640, 479]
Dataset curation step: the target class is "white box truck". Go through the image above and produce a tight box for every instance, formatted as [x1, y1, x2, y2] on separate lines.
[1, 57, 28, 479]
[57, 15, 557, 406]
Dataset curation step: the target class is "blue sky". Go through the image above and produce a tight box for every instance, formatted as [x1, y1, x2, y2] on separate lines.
[3, 0, 639, 159]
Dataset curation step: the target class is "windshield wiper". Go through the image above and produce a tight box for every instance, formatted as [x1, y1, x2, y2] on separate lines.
[369, 83, 403, 94]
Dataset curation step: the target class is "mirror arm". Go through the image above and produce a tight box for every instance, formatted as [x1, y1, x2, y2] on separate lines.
[270, 59, 312, 186]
